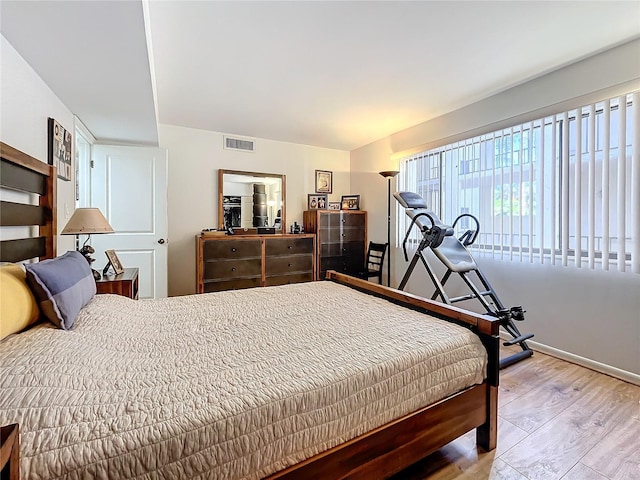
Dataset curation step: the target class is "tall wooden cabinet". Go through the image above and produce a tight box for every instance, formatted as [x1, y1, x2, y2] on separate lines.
[303, 210, 367, 280]
[197, 234, 315, 293]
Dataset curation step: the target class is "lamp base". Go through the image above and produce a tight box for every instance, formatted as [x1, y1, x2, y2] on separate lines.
[91, 269, 101, 281]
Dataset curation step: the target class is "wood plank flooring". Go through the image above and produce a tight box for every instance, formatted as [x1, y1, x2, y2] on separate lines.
[391, 346, 640, 480]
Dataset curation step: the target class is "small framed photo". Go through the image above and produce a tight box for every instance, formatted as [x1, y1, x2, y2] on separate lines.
[341, 194, 361, 210]
[308, 194, 328, 210]
[105, 249, 125, 274]
[315, 170, 333, 194]
[328, 201, 341, 210]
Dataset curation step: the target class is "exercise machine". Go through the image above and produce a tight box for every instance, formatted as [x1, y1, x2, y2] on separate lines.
[394, 191, 534, 369]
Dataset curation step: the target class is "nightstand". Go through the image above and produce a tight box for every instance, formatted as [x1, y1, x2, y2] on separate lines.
[96, 267, 139, 299]
[0, 423, 19, 480]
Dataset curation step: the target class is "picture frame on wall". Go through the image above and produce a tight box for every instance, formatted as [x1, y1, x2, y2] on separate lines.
[328, 201, 341, 210]
[47, 118, 72, 181]
[308, 194, 328, 210]
[315, 170, 333, 194]
[341, 194, 361, 210]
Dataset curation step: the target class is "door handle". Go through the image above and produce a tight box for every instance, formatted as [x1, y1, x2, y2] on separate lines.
[158, 238, 166, 244]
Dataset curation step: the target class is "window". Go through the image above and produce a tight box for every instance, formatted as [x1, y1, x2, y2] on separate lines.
[398, 92, 639, 273]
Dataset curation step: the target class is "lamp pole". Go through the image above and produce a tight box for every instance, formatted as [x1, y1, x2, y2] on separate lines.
[379, 170, 399, 287]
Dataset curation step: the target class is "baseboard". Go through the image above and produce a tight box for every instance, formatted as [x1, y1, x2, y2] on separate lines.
[499, 331, 640, 386]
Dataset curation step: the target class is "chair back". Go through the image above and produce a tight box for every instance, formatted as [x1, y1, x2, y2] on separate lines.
[366, 242, 387, 273]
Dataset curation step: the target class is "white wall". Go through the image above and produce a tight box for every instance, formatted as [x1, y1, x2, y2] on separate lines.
[351, 39, 640, 377]
[1, 35, 76, 253]
[158, 124, 350, 297]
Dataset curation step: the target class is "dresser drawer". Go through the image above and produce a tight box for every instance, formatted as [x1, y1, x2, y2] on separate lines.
[203, 258, 262, 280]
[265, 237, 313, 256]
[266, 255, 313, 276]
[203, 277, 262, 293]
[203, 239, 262, 260]
[265, 272, 314, 287]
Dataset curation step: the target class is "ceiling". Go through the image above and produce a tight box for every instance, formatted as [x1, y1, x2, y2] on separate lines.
[2, 1, 639, 151]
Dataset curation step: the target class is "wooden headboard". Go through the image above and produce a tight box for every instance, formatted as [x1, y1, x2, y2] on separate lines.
[0, 142, 56, 262]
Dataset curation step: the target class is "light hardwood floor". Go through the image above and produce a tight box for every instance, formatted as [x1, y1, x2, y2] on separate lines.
[392, 346, 640, 480]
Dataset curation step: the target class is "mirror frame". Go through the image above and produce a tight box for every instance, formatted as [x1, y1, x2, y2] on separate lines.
[218, 169, 286, 232]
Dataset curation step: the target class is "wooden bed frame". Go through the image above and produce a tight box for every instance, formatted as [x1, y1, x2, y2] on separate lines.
[0, 142, 56, 263]
[0, 142, 499, 479]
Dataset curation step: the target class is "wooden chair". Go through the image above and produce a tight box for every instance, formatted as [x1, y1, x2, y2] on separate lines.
[356, 242, 388, 284]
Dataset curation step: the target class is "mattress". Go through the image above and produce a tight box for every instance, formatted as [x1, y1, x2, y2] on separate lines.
[0, 281, 487, 479]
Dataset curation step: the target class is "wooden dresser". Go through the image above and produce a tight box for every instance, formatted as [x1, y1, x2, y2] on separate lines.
[197, 234, 315, 293]
[303, 210, 367, 280]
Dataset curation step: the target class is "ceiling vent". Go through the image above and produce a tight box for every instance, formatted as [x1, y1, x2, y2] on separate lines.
[224, 135, 255, 153]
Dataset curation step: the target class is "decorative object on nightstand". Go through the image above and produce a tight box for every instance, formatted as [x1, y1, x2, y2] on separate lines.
[61, 208, 114, 281]
[379, 171, 399, 287]
[103, 249, 125, 276]
[96, 268, 139, 299]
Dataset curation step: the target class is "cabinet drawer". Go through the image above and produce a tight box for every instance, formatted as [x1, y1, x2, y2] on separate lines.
[204, 258, 262, 280]
[265, 237, 313, 256]
[320, 241, 364, 258]
[322, 254, 364, 273]
[319, 212, 366, 228]
[203, 277, 262, 293]
[319, 227, 365, 244]
[266, 255, 313, 276]
[265, 272, 314, 287]
[203, 239, 261, 260]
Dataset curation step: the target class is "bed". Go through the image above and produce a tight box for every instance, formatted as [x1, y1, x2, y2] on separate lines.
[0, 142, 500, 479]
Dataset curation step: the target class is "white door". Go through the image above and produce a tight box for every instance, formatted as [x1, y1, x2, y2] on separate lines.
[89, 145, 168, 299]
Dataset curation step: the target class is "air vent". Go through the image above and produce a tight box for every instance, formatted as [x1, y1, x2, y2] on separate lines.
[224, 135, 255, 152]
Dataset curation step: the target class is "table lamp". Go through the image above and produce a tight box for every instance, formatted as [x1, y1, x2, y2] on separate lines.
[61, 208, 114, 280]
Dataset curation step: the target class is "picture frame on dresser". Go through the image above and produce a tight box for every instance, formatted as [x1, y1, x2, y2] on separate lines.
[328, 202, 341, 210]
[308, 194, 327, 210]
[341, 194, 360, 210]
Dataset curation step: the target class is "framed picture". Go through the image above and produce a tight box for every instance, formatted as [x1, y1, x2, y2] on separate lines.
[104, 249, 125, 275]
[48, 118, 72, 181]
[341, 194, 361, 210]
[315, 170, 333, 194]
[308, 194, 328, 210]
[328, 201, 341, 210]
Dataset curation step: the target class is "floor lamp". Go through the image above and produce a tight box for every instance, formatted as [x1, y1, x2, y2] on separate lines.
[379, 170, 399, 287]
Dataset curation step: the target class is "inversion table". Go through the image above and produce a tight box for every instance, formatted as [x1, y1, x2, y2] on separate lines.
[394, 191, 534, 369]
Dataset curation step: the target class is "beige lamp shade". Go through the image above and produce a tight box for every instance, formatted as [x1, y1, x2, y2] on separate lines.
[61, 208, 114, 235]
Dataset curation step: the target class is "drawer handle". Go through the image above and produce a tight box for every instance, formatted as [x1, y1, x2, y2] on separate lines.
[341, 233, 346, 237]
[231, 248, 237, 252]
[341, 219, 346, 223]
[288, 263, 293, 267]
[288, 245, 293, 249]
[231, 267, 236, 272]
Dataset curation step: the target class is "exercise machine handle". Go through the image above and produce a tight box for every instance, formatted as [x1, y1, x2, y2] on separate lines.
[401, 212, 436, 261]
[452, 213, 480, 246]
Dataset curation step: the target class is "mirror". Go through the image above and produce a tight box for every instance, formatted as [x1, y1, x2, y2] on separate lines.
[218, 169, 286, 232]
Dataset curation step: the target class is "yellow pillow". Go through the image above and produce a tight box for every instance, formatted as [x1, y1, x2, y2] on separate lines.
[0, 263, 40, 340]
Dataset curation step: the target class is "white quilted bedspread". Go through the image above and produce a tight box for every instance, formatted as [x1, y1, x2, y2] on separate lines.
[0, 282, 487, 479]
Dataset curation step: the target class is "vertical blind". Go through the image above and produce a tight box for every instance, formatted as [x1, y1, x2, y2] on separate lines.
[398, 91, 639, 273]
